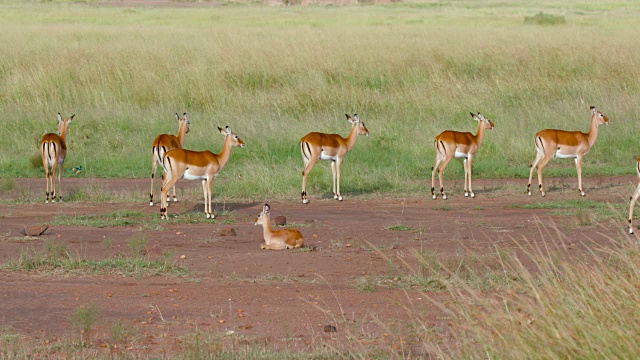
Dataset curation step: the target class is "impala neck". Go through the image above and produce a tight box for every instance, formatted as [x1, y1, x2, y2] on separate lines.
[58, 123, 69, 142]
[345, 124, 361, 152]
[216, 135, 235, 169]
[261, 216, 273, 238]
[586, 115, 600, 147]
[474, 120, 487, 147]
[177, 122, 187, 147]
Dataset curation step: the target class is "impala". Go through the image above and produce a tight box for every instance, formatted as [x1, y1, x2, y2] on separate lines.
[40, 113, 74, 203]
[150, 113, 190, 206]
[159, 126, 244, 220]
[431, 112, 495, 200]
[300, 113, 369, 204]
[254, 204, 304, 250]
[527, 106, 610, 197]
[628, 157, 640, 234]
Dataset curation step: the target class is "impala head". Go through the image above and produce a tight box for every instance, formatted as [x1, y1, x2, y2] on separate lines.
[590, 106, 609, 125]
[254, 204, 271, 225]
[346, 113, 369, 137]
[471, 112, 495, 130]
[176, 112, 190, 134]
[56, 113, 75, 135]
[218, 126, 245, 147]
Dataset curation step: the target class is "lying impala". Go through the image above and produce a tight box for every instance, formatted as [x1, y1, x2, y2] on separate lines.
[254, 204, 304, 250]
[150, 113, 190, 206]
[527, 106, 609, 197]
[300, 113, 369, 204]
[159, 126, 244, 220]
[431, 112, 495, 200]
[40, 113, 75, 203]
[628, 157, 640, 234]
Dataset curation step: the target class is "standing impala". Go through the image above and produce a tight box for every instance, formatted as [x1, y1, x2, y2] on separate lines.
[254, 204, 304, 250]
[159, 126, 244, 220]
[431, 112, 495, 200]
[527, 106, 609, 197]
[150, 113, 190, 206]
[300, 113, 369, 204]
[40, 113, 74, 203]
[628, 157, 640, 234]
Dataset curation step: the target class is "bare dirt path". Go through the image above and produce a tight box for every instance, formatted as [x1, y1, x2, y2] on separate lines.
[0, 176, 636, 357]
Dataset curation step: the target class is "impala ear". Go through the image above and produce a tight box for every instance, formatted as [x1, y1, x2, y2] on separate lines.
[176, 113, 180, 121]
[57, 113, 62, 122]
[263, 204, 270, 214]
[353, 113, 360, 123]
[183, 113, 188, 122]
[346, 114, 355, 124]
[225, 126, 232, 135]
[69, 114, 75, 122]
[590, 106, 597, 114]
[218, 126, 225, 135]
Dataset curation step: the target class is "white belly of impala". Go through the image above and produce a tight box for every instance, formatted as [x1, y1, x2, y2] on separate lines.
[554, 150, 576, 159]
[454, 151, 467, 159]
[183, 169, 205, 180]
[320, 151, 336, 161]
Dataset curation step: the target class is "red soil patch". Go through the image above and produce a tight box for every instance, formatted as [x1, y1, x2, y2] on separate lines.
[0, 176, 635, 356]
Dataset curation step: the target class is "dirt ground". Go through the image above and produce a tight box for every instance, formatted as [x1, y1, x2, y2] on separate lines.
[0, 176, 636, 357]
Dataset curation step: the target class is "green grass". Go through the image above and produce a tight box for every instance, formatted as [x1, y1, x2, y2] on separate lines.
[50, 209, 236, 228]
[509, 199, 626, 224]
[1, 2, 639, 200]
[4, 240, 189, 277]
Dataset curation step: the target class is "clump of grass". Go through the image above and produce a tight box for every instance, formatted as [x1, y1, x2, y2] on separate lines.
[1, 178, 16, 192]
[5, 240, 188, 277]
[109, 320, 134, 345]
[386, 224, 413, 231]
[69, 304, 98, 347]
[127, 235, 147, 257]
[524, 12, 567, 25]
[440, 235, 640, 358]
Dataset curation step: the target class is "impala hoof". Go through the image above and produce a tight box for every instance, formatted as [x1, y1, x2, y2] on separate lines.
[432, 195, 437, 200]
[442, 194, 448, 200]
[470, 193, 475, 198]
[333, 194, 338, 199]
[172, 197, 177, 202]
[337, 196, 343, 201]
[207, 213, 216, 219]
[150, 202, 154, 207]
[580, 191, 585, 196]
[45, 200, 49, 204]
[630, 227, 634, 234]
[302, 199, 309, 204]
[541, 192, 546, 197]
[464, 192, 469, 197]
[528, 191, 532, 196]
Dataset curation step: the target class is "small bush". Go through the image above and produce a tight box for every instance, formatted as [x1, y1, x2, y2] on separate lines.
[524, 12, 566, 25]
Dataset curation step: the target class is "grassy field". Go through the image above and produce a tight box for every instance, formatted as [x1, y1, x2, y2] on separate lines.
[2, 1, 640, 200]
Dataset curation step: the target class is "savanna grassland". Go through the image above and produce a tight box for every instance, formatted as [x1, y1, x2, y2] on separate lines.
[2, 1, 640, 359]
[2, 0, 640, 200]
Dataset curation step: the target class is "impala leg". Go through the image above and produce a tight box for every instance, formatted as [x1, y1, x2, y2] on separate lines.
[536, 154, 553, 197]
[160, 171, 178, 220]
[50, 162, 57, 203]
[438, 156, 453, 200]
[261, 242, 286, 250]
[528, 151, 543, 196]
[42, 156, 50, 204]
[301, 155, 318, 204]
[335, 158, 343, 201]
[463, 158, 469, 197]
[575, 156, 585, 196]
[331, 160, 337, 199]
[629, 184, 640, 234]
[150, 155, 157, 206]
[57, 161, 64, 202]
[467, 156, 475, 198]
[431, 156, 443, 200]
[172, 185, 177, 203]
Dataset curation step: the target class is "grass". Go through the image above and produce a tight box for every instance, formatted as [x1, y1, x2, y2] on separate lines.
[443, 232, 640, 359]
[1, 1, 639, 200]
[4, 240, 189, 277]
[50, 209, 236, 228]
[69, 304, 99, 346]
[509, 199, 626, 224]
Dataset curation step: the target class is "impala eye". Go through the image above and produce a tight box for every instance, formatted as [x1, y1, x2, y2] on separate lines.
[234, 135, 238, 139]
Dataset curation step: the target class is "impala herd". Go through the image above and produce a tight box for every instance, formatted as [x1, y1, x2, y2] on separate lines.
[39, 106, 640, 249]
